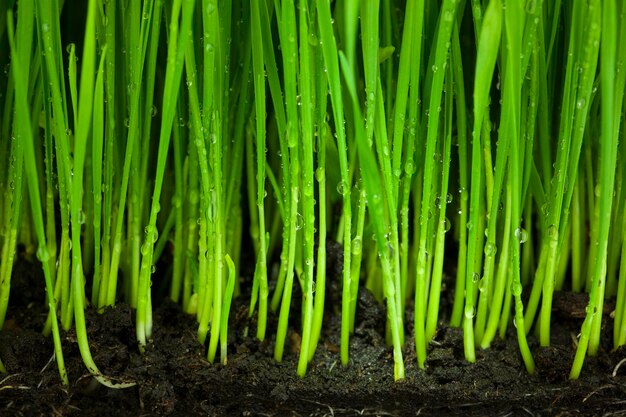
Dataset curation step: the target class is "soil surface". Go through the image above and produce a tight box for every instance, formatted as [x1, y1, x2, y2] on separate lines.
[1, 255, 626, 416]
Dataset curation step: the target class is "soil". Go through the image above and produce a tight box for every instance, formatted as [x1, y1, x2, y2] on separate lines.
[1, 254, 626, 417]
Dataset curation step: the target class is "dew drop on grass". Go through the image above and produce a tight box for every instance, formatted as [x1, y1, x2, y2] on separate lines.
[443, 217, 451, 232]
[459, 187, 468, 201]
[36, 247, 50, 263]
[431, 64, 438, 73]
[151, 265, 156, 274]
[514, 227, 528, 243]
[484, 241, 497, 256]
[351, 237, 362, 255]
[547, 224, 557, 239]
[576, 98, 586, 109]
[77, 210, 86, 225]
[510, 282, 522, 296]
[464, 306, 475, 319]
[295, 213, 304, 230]
[405, 160, 415, 175]
[303, 182, 313, 196]
[336, 180, 347, 195]
[478, 276, 487, 292]
[151, 105, 158, 117]
[472, 272, 480, 283]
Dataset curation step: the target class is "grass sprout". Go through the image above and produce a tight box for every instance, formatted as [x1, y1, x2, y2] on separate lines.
[0, 0, 624, 385]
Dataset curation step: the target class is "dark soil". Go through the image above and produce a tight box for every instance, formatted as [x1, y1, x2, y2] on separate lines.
[2, 255, 626, 416]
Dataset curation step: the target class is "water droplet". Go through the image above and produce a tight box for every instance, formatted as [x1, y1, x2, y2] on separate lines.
[459, 187, 468, 201]
[514, 227, 528, 243]
[472, 272, 480, 283]
[151, 105, 158, 117]
[405, 160, 415, 175]
[431, 65, 438, 73]
[576, 98, 586, 109]
[336, 180, 347, 195]
[464, 306, 475, 319]
[443, 217, 451, 232]
[484, 242, 497, 256]
[510, 282, 522, 296]
[295, 213, 304, 230]
[77, 210, 86, 225]
[478, 276, 487, 292]
[547, 224, 557, 239]
[37, 247, 50, 262]
[351, 237, 362, 255]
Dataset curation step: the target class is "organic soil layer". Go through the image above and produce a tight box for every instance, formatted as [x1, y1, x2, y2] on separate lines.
[1, 256, 626, 416]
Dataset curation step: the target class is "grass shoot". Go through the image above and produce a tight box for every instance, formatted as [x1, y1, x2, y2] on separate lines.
[0, 0, 624, 385]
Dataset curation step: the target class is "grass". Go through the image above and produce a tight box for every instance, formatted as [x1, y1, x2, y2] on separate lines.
[0, 0, 624, 387]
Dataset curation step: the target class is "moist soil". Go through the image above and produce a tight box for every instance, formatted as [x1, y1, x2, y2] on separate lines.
[1, 254, 626, 416]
